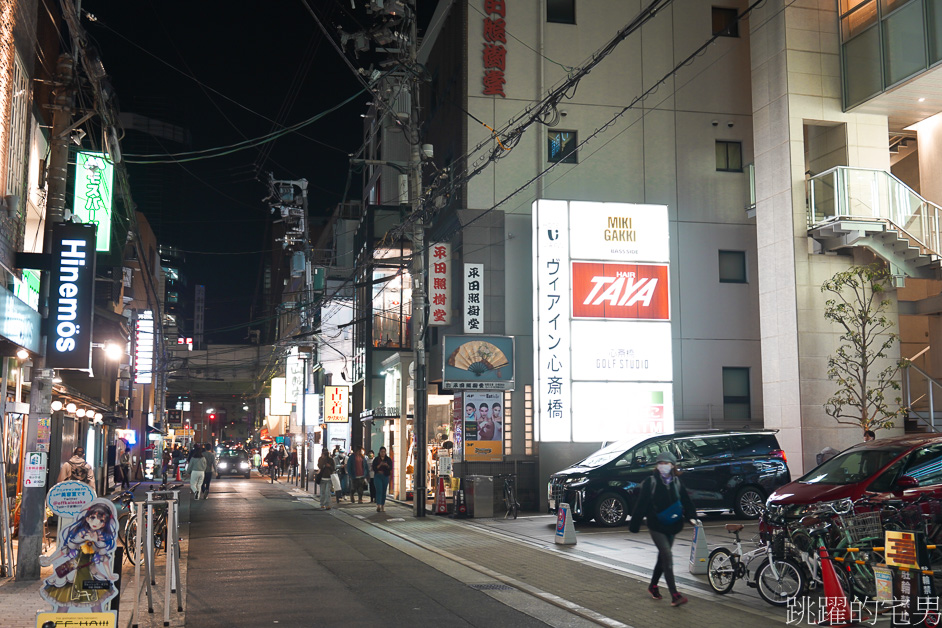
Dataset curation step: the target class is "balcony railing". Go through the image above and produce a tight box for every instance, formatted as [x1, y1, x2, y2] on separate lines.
[808, 166, 942, 256]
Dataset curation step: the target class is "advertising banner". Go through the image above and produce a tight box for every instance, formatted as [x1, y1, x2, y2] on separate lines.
[134, 310, 154, 384]
[570, 321, 672, 382]
[533, 200, 672, 442]
[463, 263, 484, 333]
[46, 222, 96, 369]
[571, 262, 669, 320]
[443, 335, 514, 390]
[73, 151, 114, 252]
[463, 391, 503, 461]
[428, 242, 452, 325]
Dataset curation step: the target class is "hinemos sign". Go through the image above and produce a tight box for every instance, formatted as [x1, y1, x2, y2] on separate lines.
[46, 222, 96, 369]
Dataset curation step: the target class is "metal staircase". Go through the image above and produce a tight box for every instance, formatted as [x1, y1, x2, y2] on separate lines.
[807, 166, 942, 283]
[902, 359, 942, 433]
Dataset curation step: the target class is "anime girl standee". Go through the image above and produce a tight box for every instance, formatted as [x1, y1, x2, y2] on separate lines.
[39, 499, 119, 611]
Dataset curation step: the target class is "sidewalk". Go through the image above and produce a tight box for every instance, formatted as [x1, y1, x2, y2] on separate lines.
[1, 477, 791, 627]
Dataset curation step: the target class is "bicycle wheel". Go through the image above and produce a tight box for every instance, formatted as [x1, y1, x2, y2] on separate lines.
[841, 542, 883, 601]
[755, 558, 805, 606]
[707, 548, 737, 594]
[123, 515, 140, 565]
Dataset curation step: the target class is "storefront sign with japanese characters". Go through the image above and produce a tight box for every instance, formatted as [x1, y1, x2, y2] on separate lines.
[428, 242, 452, 325]
[464, 263, 484, 333]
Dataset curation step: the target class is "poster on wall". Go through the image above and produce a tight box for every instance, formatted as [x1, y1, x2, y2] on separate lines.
[533, 200, 673, 443]
[463, 391, 503, 462]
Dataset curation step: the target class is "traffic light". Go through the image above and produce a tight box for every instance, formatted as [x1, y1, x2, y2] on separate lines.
[209, 413, 216, 421]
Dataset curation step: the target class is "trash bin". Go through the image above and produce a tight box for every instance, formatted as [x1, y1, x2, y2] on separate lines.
[465, 475, 494, 517]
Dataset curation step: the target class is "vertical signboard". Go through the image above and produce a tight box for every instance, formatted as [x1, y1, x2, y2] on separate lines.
[481, 0, 507, 97]
[533, 201, 672, 442]
[324, 385, 349, 423]
[47, 222, 96, 369]
[134, 310, 154, 384]
[463, 263, 484, 333]
[72, 151, 114, 252]
[428, 242, 452, 325]
[463, 391, 503, 461]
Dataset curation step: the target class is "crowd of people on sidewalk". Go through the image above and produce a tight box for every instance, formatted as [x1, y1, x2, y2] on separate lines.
[313, 445, 391, 511]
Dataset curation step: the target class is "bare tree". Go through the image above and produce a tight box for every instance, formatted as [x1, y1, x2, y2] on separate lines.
[821, 263, 908, 435]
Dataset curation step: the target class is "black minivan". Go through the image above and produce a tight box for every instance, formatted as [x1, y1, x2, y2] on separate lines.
[548, 430, 791, 526]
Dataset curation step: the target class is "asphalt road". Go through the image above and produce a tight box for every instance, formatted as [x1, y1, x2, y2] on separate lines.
[184, 477, 587, 628]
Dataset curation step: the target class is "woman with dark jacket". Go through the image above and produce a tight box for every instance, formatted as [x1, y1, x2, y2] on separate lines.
[316, 449, 335, 510]
[628, 450, 697, 607]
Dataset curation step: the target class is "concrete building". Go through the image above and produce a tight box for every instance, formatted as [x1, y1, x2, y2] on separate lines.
[352, 0, 942, 510]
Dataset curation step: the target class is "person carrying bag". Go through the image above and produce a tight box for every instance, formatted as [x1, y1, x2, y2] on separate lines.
[628, 450, 697, 607]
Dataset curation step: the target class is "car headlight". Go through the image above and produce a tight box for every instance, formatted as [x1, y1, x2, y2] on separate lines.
[240, 462, 249, 469]
[565, 475, 589, 487]
[218, 462, 228, 469]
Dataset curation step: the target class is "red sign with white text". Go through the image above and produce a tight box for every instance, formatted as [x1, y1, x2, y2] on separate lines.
[571, 262, 669, 320]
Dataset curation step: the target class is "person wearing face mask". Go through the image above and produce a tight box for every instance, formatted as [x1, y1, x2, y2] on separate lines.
[628, 450, 697, 607]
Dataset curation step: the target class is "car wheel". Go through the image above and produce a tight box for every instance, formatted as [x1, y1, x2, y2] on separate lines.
[734, 486, 765, 519]
[594, 492, 628, 527]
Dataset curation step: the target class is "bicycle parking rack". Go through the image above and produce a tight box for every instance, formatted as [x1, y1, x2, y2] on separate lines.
[128, 491, 182, 628]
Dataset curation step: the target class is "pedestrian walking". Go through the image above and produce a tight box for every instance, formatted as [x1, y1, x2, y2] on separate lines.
[346, 447, 369, 503]
[372, 446, 392, 512]
[119, 448, 131, 489]
[288, 447, 299, 482]
[201, 444, 217, 499]
[264, 447, 280, 480]
[367, 450, 376, 502]
[332, 447, 347, 501]
[316, 448, 334, 510]
[185, 445, 207, 500]
[160, 447, 172, 482]
[628, 451, 696, 607]
[252, 450, 261, 470]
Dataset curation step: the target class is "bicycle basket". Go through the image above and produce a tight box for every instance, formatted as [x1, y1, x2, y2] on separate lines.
[843, 511, 883, 545]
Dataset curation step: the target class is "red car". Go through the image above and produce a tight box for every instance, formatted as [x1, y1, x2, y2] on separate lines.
[767, 433, 942, 513]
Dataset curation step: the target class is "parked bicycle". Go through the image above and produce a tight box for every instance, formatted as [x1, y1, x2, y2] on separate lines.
[707, 513, 805, 605]
[496, 473, 520, 519]
[118, 483, 183, 565]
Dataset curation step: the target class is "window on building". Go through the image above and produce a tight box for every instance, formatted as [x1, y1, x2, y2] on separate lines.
[723, 367, 751, 419]
[719, 250, 747, 283]
[547, 0, 576, 23]
[712, 7, 739, 37]
[5, 54, 29, 200]
[716, 140, 743, 172]
[548, 130, 578, 163]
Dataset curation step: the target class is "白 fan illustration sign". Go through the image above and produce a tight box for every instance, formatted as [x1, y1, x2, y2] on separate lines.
[442, 335, 515, 391]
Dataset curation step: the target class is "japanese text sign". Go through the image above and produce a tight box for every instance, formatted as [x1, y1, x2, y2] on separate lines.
[324, 385, 350, 423]
[482, 0, 507, 97]
[429, 242, 452, 325]
[464, 263, 484, 333]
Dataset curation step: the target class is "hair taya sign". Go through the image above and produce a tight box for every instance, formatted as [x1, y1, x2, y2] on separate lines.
[47, 222, 97, 369]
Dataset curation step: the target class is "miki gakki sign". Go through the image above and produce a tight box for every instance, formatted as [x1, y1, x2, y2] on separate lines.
[47, 223, 97, 369]
[533, 200, 672, 442]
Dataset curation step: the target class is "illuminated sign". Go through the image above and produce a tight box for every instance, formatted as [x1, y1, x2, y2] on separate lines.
[269, 378, 291, 415]
[570, 321, 672, 381]
[464, 263, 484, 333]
[47, 222, 96, 369]
[324, 385, 349, 423]
[533, 200, 672, 442]
[115, 428, 138, 445]
[12, 268, 39, 311]
[0, 282, 41, 353]
[571, 262, 669, 320]
[73, 151, 114, 252]
[429, 242, 452, 325]
[135, 310, 154, 384]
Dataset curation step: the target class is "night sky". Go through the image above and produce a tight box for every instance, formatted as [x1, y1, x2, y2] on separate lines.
[81, 1, 412, 342]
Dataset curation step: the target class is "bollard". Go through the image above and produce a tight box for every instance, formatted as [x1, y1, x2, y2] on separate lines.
[555, 503, 577, 545]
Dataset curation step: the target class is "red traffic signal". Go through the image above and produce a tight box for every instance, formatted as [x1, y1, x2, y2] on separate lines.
[209, 413, 216, 421]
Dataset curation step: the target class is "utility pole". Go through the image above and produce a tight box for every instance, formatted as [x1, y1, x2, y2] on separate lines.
[17, 54, 74, 579]
[408, 0, 427, 518]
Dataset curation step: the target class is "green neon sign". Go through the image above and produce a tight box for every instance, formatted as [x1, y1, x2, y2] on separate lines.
[73, 151, 114, 252]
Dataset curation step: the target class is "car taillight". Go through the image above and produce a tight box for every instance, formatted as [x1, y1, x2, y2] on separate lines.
[771, 449, 787, 463]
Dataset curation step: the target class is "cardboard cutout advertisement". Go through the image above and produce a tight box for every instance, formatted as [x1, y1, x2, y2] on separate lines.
[39, 498, 119, 612]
